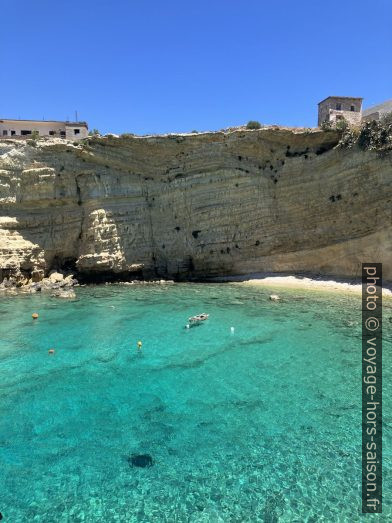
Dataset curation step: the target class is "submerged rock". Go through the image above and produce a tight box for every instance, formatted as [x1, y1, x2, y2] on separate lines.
[127, 454, 154, 468]
[51, 289, 76, 299]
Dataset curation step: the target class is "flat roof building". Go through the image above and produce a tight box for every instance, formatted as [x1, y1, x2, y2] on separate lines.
[0, 119, 88, 140]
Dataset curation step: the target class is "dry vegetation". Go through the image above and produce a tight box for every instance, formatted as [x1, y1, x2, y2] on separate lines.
[338, 112, 392, 152]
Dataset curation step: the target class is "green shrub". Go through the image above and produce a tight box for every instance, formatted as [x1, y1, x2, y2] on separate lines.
[88, 128, 100, 136]
[26, 129, 39, 146]
[246, 120, 261, 130]
[339, 117, 392, 151]
[335, 118, 349, 132]
[321, 118, 348, 132]
[358, 120, 392, 150]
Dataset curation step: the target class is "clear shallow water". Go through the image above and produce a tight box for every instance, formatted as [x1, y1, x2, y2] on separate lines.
[0, 283, 391, 522]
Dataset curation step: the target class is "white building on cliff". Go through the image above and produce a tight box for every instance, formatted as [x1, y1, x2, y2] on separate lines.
[0, 119, 88, 140]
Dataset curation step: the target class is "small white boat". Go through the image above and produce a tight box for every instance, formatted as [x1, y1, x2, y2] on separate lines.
[188, 313, 209, 325]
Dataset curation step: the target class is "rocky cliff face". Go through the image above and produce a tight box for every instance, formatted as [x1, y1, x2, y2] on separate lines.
[0, 127, 391, 282]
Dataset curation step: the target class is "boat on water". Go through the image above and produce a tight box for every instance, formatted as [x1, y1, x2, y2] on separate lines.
[188, 313, 209, 326]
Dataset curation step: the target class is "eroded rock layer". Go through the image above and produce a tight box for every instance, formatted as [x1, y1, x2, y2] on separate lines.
[0, 128, 391, 281]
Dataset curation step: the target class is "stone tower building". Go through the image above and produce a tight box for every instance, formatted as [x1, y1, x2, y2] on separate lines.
[318, 96, 363, 126]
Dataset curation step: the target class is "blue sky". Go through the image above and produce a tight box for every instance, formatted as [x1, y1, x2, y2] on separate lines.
[1, 0, 391, 134]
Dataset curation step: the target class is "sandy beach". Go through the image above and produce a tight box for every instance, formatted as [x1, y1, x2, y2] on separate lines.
[223, 274, 392, 298]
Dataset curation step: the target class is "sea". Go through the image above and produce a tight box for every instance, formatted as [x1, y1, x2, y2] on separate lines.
[0, 283, 391, 522]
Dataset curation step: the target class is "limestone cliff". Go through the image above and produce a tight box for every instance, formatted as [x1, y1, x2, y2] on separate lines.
[0, 127, 391, 282]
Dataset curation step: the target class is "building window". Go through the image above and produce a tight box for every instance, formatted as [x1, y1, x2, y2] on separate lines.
[60, 131, 66, 137]
[11, 130, 16, 136]
[350, 105, 355, 111]
[336, 103, 342, 110]
[74, 129, 80, 135]
[21, 130, 32, 135]
[49, 131, 55, 136]
[2, 130, 7, 136]
[336, 115, 343, 121]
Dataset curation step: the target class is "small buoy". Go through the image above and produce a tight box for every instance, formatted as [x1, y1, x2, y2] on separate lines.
[230, 326, 235, 333]
[137, 341, 142, 349]
[185, 324, 190, 329]
[32, 313, 39, 319]
[48, 349, 55, 355]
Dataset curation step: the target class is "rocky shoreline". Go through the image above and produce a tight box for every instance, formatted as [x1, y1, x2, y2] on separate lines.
[0, 270, 78, 297]
[2, 269, 392, 299]
[0, 270, 177, 297]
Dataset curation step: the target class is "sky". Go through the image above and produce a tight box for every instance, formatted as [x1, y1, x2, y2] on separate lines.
[1, 0, 391, 135]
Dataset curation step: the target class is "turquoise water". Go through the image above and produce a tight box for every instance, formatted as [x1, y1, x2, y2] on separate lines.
[0, 283, 391, 522]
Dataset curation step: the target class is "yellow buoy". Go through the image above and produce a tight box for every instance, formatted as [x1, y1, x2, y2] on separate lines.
[137, 340, 142, 349]
[32, 313, 39, 319]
